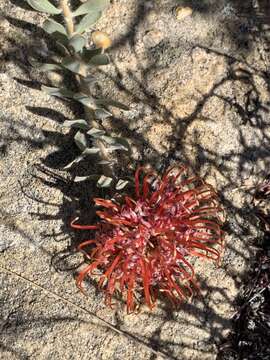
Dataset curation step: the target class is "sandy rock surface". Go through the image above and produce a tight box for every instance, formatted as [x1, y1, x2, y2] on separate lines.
[1, 0, 270, 359]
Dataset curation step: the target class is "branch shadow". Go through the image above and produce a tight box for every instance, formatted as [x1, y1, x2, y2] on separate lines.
[1, 0, 270, 359]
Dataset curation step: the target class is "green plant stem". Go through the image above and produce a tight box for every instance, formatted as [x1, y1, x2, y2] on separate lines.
[58, 0, 113, 178]
[0, 263, 171, 359]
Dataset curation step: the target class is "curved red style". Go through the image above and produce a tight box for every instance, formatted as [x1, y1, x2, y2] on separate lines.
[72, 166, 224, 312]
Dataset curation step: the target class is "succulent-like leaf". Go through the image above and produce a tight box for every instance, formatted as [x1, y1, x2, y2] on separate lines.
[69, 34, 86, 53]
[74, 174, 99, 182]
[63, 148, 100, 170]
[83, 75, 98, 84]
[64, 155, 85, 169]
[42, 85, 75, 99]
[43, 19, 67, 36]
[73, 0, 110, 17]
[29, 61, 62, 72]
[63, 119, 89, 130]
[116, 179, 129, 190]
[52, 31, 69, 47]
[89, 54, 110, 66]
[40, 64, 62, 71]
[83, 147, 100, 155]
[98, 160, 112, 165]
[74, 131, 88, 151]
[112, 137, 131, 153]
[73, 94, 97, 108]
[27, 0, 62, 14]
[100, 135, 115, 145]
[94, 108, 112, 120]
[108, 144, 128, 152]
[95, 98, 129, 110]
[87, 128, 105, 138]
[101, 135, 130, 152]
[82, 48, 102, 62]
[50, 31, 69, 54]
[75, 11, 102, 34]
[101, 136, 130, 151]
[97, 175, 113, 188]
[62, 56, 82, 74]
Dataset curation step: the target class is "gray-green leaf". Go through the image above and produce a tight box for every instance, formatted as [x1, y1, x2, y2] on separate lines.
[100, 135, 116, 145]
[89, 54, 110, 66]
[62, 56, 82, 74]
[97, 175, 113, 188]
[74, 174, 99, 182]
[98, 160, 112, 165]
[43, 19, 67, 36]
[42, 85, 75, 99]
[52, 31, 69, 47]
[101, 135, 130, 152]
[74, 131, 88, 151]
[73, 93, 96, 108]
[82, 147, 100, 155]
[27, 0, 62, 14]
[108, 144, 128, 152]
[63, 119, 89, 130]
[82, 48, 102, 62]
[69, 34, 86, 53]
[64, 154, 85, 169]
[75, 11, 102, 34]
[29, 61, 62, 72]
[116, 179, 129, 190]
[83, 75, 98, 84]
[73, 0, 110, 17]
[94, 108, 112, 120]
[112, 137, 131, 153]
[87, 128, 105, 138]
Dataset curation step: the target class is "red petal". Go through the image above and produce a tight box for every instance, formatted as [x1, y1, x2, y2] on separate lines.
[71, 218, 99, 230]
[94, 198, 119, 211]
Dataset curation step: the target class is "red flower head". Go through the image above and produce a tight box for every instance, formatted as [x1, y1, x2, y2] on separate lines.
[72, 166, 224, 312]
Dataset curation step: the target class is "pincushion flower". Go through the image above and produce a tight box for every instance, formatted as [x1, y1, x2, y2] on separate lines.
[72, 166, 224, 312]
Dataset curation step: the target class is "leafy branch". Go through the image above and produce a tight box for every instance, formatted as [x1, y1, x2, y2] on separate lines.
[26, 0, 131, 189]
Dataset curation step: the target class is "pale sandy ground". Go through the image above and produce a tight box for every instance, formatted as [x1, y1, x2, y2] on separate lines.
[1, 1, 270, 359]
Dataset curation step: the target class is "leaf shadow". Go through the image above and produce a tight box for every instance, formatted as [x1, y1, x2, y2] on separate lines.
[2, 0, 270, 359]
